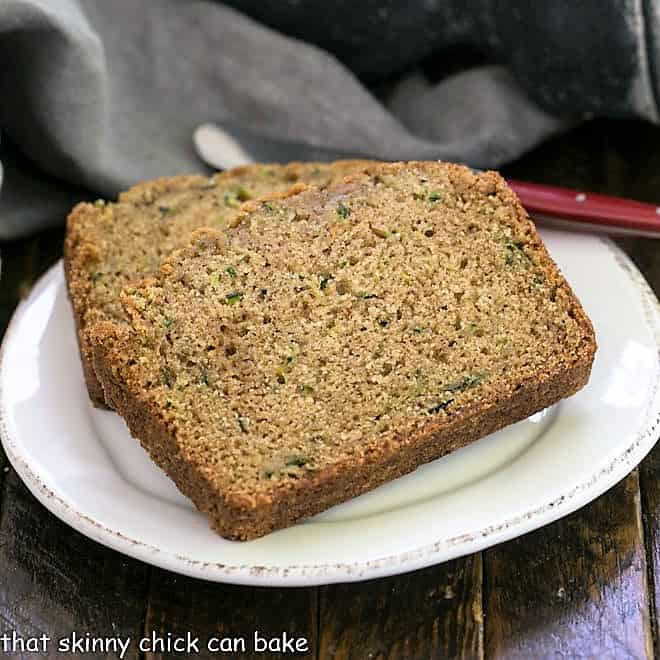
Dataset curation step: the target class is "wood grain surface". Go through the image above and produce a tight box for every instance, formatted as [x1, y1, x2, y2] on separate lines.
[485, 472, 652, 660]
[319, 558, 483, 659]
[641, 447, 660, 660]
[1, 118, 660, 659]
[144, 570, 318, 659]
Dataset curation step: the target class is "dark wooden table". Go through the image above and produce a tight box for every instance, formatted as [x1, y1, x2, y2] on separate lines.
[1, 118, 660, 660]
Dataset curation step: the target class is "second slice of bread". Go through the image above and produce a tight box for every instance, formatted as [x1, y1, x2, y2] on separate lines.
[90, 161, 596, 540]
[64, 160, 371, 406]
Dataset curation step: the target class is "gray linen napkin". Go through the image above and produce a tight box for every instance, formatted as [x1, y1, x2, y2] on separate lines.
[0, 0, 656, 239]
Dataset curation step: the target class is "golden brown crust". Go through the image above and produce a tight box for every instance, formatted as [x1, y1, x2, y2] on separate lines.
[88, 160, 597, 540]
[64, 201, 111, 405]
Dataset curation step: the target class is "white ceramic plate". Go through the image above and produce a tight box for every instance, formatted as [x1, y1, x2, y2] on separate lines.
[1, 229, 660, 586]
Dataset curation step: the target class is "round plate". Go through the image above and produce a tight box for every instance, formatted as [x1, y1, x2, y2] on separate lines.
[2, 229, 659, 586]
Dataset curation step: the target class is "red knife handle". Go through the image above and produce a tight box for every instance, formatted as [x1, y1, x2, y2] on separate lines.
[506, 178, 660, 236]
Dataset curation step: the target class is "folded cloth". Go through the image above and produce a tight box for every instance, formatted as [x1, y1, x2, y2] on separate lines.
[0, 0, 656, 238]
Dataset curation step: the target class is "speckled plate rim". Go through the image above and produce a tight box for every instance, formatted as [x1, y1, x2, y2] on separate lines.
[1, 237, 660, 587]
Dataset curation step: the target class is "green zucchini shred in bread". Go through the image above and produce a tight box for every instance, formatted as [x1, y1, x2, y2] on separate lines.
[64, 160, 372, 406]
[89, 161, 596, 540]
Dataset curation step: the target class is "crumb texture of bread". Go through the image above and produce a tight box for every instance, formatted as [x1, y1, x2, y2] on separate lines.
[64, 160, 372, 405]
[90, 161, 597, 540]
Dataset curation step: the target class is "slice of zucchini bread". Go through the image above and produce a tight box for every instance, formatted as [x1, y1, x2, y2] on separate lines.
[64, 160, 371, 405]
[90, 161, 596, 540]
